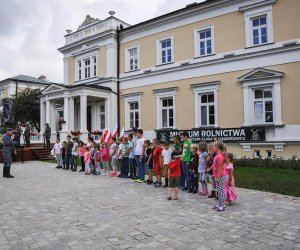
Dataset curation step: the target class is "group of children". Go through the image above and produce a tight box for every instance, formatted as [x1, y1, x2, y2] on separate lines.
[53, 129, 237, 211]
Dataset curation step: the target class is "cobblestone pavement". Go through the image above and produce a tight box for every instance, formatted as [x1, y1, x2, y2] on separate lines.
[0, 161, 299, 250]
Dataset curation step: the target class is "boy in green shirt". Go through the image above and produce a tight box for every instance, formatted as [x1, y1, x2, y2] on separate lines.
[181, 131, 192, 191]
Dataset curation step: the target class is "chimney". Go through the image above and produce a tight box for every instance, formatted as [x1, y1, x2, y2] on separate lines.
[38, 74, 46, 81]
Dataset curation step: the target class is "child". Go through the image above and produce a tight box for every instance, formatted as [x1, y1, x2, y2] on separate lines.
[61, 141, 66, 169]
[224, 153, 237, 205]
[71, 137, 79, 172]
[101, 142, 110, 176]
[127, 134, 137, 179]
[109, 137, 118, 177]
[90, 142, 96, 174]
[84, 146, 91, 175]
[94, 145, 101, 175]
[167, 151, 181, 200]
[212, 141, 227, 211]
[162, 142, 173, 188]
[198, 142, 208, 195]
[188, 144, 199, 193]
[53, 138, 62, 169]
[79, 141, 85, 172]
[152, 138, 163, 188]
[173, 135, 184, 188]
[119, 137, 129, 178]
[144, 140, 153, 184]
[134, 129, 145, 183]
[206, 143, 217, 198]
[181, 131, 192, 191]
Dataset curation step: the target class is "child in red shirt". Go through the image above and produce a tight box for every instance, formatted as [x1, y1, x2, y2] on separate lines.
[167, 151, 181, 200]
[152, 138, 163, 188]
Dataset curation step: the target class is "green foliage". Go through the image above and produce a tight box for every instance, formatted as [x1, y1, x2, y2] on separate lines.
[233, 156, 300, 170]
[4, 88, 42, 131]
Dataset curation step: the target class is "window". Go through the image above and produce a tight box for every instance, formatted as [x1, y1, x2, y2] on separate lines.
[124, 94, 142, 130]
[238, 68, 283, 126]
[194, 26, 215, 57]
[254, 150, 261, 158]
[241, 3, 274, 47]
[100, 103, 105, 130]
[266, 150, 272, 158]
[199, 29, 212, 56]
[76, 53, 98, 81]
[93, 57, 97, 77]
[192, 82, 219, 128]
[129, 101, 139, 128]
[200, 93, 215, 126]
[252, 16, 268, 45]
[78, 61, 82, 80]
[125, 46, 139, 72]
[253, 88, 273, 124]
[156, 37, 174, 65]
[161, 98, 174, 128]
[154, 88, 177, 129]
[84, 59, 90, 78]
[129, 48, 138, 71]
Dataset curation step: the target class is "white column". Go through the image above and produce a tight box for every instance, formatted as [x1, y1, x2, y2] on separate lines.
[243, 86, 251, 126]
[80, 95, 88, 142]
[40, 101, 46, 142]
[69, 97, 75, 131]
[105, 98, 111, 130]
[50, 101, 57, 143]
[106, 41, 117, 78]
[273, 81, 282, 125]
[46, 100, 50, 125]
[60, 97, 70, 142]
[63, 58, 69, 84]
[63, 97, 69, 131]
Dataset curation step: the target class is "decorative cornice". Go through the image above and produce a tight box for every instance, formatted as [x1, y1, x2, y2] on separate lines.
[239, 0, 276, 12]
[191, 81, 221, 89]
[152, 87, 178, 93]
[120, 0, 243, 36]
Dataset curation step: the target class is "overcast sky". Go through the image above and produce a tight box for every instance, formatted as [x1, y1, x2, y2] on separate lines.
[0, 0, 203, 83]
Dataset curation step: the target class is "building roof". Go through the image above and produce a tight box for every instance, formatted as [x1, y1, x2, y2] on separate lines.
[120, 0, 219, 33]
[4, 75, 53, 85]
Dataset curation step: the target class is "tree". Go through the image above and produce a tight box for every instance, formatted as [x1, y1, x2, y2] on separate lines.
[2, 88, 42, 131]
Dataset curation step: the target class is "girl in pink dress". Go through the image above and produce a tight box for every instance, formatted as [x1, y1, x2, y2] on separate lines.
[224, 153, 237, 205]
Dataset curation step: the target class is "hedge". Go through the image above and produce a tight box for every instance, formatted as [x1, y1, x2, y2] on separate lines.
[233, 156, 300, 170]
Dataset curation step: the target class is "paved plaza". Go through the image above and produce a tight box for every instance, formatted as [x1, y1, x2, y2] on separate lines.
[0, 161, 299, 250]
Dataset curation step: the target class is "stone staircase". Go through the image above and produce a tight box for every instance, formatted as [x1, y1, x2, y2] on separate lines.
[32, 148, 53, 161]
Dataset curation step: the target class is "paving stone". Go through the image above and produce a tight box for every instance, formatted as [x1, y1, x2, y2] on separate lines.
[0, 161, 299, 249]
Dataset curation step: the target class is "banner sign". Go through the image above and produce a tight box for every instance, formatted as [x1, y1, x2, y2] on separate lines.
[156, 127, 265, 143]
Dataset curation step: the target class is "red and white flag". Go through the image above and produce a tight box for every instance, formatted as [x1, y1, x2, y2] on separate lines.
[112, 125, 118, 138]
[105, 129, 112, 144]
[119, 127, 125, 140]
[100, 129, 108, 144]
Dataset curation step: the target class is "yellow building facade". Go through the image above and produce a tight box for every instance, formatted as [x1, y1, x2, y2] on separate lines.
[118, 0, 300, 158]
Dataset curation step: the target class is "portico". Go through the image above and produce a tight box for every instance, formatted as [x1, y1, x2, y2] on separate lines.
[40, 83, 117, 142]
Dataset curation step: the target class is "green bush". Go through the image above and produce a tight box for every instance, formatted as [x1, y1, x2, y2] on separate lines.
[233, 155, 300, 170]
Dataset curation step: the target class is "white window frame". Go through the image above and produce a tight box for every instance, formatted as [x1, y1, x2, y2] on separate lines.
[156, 36, 174, 66]
[242, 78, 282, 126]
[243, 4, 274, 48]
[194, 25, 215, 58]
[192, 82, 219, 128]
[253, 87, 274, 124]
[75, 52, 98, 81]
[125, 46, 140, 72]
[99, 102, 106, 130]
[154, 88, 177, 129]
[124, 93, 142, 131]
